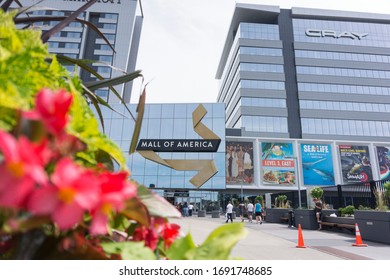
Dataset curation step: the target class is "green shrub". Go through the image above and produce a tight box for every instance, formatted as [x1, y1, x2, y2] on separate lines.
[340, 205, 355, 216]
[310, 187, 324, 199]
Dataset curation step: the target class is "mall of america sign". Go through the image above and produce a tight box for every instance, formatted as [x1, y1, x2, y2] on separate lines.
[136, 139, 220, 153]
[305, 29, 368, 40]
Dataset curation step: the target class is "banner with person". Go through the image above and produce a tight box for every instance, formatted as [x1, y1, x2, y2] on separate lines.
[300, 143, 335, 186]
[261, 142, 295, 185]
[338, 145, 373, 183]
[226, 141, 254, 185]
[376, 146, 390, 180]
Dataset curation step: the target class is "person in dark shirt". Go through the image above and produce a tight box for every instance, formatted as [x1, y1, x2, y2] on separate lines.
[314, 198, 323, 230]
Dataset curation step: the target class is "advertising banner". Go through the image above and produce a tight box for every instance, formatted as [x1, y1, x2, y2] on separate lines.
[226, 141, 254, 185]
[376, 146, 390, 180]
[300, 144, 334, 186]
[261, 142, 295, 185]
[338, 145, 373, 183]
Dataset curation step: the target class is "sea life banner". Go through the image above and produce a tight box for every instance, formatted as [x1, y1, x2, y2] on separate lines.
[261, 142, 295, 185]
[339, 145, 373, 183]
[300, 144, 334, 186]
[376, 146, 390, 180]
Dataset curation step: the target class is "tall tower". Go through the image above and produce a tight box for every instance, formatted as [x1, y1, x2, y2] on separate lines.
[19, 0, 143, 103]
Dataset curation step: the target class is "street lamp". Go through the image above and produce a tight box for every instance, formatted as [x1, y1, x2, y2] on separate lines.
[284, 156, 301, 209]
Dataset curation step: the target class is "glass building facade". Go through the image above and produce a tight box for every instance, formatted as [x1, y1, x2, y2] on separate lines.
[216, 4, 390, 143]
[20, 0, 143, 103]
[93, 103, 226, 209]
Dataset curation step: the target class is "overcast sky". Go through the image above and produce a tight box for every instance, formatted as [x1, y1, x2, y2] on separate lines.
[132, 0, 390, 104]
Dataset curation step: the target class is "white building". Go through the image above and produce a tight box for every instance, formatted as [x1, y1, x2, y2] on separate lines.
[19, 0, 143, 103]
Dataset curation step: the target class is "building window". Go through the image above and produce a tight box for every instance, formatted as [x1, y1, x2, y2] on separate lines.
[300, 100, 390, 113]
[302, 118, 390, 137]
[298, 83, 390, 96]
[238, 23, 280, 40]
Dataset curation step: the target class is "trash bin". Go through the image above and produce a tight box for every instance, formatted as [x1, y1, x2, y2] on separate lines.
[232, 211, 236, 219]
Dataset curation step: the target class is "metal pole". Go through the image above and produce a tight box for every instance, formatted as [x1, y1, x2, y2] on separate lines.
[241, 181, 243, 201]
[284, 156, 302, 209]
[295, 157, 302, 209]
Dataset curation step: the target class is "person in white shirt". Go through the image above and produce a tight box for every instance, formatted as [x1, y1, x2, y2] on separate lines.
[188, 203, 194, 216]
[247, 201, 254, 223]
[225, 201, 234, 223]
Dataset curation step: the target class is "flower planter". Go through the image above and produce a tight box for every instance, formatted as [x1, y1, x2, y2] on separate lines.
[265, 208, 293, 223]
[294, 209, 318, 230]
[354, 210, 390, 244]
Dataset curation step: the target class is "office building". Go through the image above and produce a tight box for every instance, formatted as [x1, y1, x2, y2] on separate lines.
[217, 3, 390, 141]
[19, 0, 143, 103]
[216, 4, 390, 206]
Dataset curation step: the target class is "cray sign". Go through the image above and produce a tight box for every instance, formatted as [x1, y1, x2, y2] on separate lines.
[305, 29, 368, 40]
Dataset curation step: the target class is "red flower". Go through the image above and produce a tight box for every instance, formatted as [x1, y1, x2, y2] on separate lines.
[133, 225, 159, 251]
[89, 172, 136, 235]
[0, 130, 49, 208]
[24, 88, 72, 135]
[132, 218, 181, 251]
[28, 158, 100, 230]
[160, 222, 181, 249]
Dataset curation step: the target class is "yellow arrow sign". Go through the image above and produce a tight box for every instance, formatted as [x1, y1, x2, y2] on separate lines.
[137, 104, 220, 188]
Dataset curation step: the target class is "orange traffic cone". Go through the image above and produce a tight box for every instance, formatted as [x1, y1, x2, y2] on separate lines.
[352, 223, 368, 247]
[296, 224, 306, 248]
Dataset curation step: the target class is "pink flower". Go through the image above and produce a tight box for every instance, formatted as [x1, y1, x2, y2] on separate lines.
[28, 158, 100, 230]
[24, 88, 72, 135]
[89, 172, 136, 235]
[0, 130, 49, 208]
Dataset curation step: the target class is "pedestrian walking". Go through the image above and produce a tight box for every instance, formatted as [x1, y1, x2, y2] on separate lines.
[188, 203, 194, 216]
[238, 201, 246, 222]
[247, 201, 254, 223]
[255, 200, 263, 224]
[225, 201, 233, 223]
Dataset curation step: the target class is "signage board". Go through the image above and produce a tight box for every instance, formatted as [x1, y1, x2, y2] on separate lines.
[261, 142, 295, 185]
[338, 145, 373, 183]
[137, 139, 221, 152]
[376, 146, 390, 180]
[305, 29, 368, 40]
[300, 143, 335, 186]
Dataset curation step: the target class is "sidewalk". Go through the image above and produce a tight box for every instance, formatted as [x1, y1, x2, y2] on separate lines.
[171, 215, 390, 260]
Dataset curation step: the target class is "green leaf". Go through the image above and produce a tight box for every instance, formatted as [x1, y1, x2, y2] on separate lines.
[186, 223, 247, 260]
[83, 70, 142, 90]
[102, 242, 156, 260]
[67, 83, 128, 170]
[137, 185, 181, 218]
[165, 233, 196, 260]
[121, 196, 150, 227]
[129, 87, 146, 154]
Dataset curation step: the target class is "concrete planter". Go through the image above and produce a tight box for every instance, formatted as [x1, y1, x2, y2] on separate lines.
[197, 210, 206, 217]
[265, 208, 292, 223]
[211, 210, 220, 218]
[355, 210, 390, 244]
[294, 209, 318, 230]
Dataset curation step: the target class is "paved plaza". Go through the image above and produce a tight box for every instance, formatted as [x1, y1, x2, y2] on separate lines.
[171, 215, 390, 260]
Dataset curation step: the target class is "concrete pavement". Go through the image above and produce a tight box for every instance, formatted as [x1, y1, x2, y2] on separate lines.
[171, 215, 390, 260]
